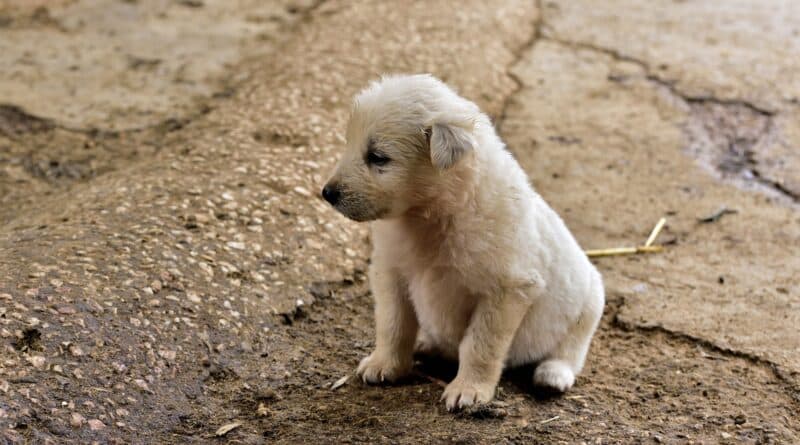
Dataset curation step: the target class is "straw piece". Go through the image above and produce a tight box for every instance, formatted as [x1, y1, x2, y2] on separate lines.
[584, 218, 668, 258]
[644, 217, 667, 247]
[585, 245, 663, 258]
[540, 415, 560, 424]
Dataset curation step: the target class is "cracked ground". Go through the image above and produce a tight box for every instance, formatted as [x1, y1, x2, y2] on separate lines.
[1, 0, 799, 443]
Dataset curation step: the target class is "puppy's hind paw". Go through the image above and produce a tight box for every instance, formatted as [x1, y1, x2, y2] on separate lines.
[533, 360, 575, 393]
[356, 351, 411, 384]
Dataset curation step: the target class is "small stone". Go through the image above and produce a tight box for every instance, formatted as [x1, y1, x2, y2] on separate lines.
[227, 241, 246, 250]
[256, 388, 279, 401]
[133, 379, 151, 392]
[87, 419, 105, 431]
[721, 432, 732, 439]
[69, 344, 84, 357]
[215, 421, 242, 436]
[70, 412, 85, 428]
[57, 306, 76, 315]
[187, 292, 202, 303]
[27, 355, 46, 368]
[293, 186, 311, 197]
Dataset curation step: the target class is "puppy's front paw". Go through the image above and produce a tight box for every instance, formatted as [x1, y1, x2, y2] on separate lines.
[357, 351, 411, 384]
[441, 377, 495, 411]
[533, 360, 575, 392]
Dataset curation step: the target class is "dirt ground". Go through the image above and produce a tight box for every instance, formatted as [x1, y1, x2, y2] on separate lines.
[1, 0, 798, 443]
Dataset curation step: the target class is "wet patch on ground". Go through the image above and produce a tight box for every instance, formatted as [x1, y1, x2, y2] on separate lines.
[685, 102, 799, 205]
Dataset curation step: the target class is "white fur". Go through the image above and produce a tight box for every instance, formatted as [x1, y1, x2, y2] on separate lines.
[324, 74, 604, 410]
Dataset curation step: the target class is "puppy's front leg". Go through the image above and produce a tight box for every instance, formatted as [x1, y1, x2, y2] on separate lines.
[357, 265, 418, 383]
[442, 291, 530, 410]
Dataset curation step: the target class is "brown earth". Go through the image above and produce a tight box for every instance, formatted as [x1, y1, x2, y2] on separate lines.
[0, 0, 798, 443]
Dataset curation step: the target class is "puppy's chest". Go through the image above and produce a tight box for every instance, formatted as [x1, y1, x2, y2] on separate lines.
[405, 265, 477, 346]
[393, 219, 479, 277]
[394, 233, 479, 344]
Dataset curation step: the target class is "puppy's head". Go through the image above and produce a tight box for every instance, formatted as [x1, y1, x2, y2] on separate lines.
[322, 74, 480, 221]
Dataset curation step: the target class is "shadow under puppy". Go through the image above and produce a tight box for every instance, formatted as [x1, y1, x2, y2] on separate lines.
[322, 74, 604, 411]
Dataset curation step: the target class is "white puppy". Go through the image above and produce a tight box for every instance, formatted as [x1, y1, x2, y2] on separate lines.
[322, 74, 604, 411]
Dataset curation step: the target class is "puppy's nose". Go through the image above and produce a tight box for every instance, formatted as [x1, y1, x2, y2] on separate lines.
[321, 184, 341, 205]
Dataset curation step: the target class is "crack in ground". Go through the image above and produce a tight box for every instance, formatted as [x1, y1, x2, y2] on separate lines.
[494, 0, 544, 130]
[538, 33, 775, 117]
[0, 100, 207, 140]
[750, 165, 800, 202]
[610, 304, 800, 410]
[537, 34, 798, 204]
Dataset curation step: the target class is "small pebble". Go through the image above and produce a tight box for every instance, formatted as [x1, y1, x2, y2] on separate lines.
[70, 412, 85, 428]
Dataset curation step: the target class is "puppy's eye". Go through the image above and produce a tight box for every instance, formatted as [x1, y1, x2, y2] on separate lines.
[366, 151, 390, 167]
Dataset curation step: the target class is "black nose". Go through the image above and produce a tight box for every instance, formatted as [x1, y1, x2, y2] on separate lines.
[322, 184, 341, 205]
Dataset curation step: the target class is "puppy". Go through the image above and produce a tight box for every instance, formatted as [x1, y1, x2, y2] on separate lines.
[322, 74, 604, 410]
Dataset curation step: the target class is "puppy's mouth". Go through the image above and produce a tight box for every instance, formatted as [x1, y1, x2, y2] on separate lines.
[331, 196, 387, 222]
[333, 204, 386, 222]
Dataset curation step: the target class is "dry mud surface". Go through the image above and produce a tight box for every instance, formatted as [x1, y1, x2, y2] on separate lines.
[1, 0, 798, 443]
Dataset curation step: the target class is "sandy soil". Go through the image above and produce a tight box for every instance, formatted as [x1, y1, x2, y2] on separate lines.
[0, 0, 798, 443]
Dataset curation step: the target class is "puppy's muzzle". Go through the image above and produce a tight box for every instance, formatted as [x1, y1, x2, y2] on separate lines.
[321, 183, 341, 206]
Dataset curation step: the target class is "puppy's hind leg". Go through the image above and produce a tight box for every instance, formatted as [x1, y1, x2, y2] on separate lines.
[534, 280, 604, 392]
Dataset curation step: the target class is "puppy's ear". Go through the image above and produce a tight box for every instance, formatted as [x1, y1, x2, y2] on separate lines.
[429, 122, 476, 170]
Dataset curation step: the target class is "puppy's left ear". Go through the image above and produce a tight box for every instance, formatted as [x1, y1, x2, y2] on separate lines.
[428, 122, 476, 170]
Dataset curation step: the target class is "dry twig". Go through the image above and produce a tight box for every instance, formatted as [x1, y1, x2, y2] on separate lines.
[644, 217, 667, 247]
[698, 207, 737, 224]
[585, 218, 667, 258]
